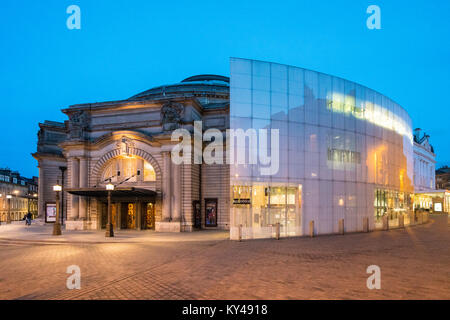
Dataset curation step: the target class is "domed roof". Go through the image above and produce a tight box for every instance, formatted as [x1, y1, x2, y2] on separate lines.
[181, 74, 229, 83]
[128, 74, 229, 101]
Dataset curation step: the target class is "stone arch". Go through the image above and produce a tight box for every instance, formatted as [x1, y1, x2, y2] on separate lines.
[92, 147, 162, 189]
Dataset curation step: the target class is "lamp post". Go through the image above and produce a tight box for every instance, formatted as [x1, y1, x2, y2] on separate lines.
[59, 166, 67, 226]
[6, 195, 12, 224]
[53, 184, 62, 236]
[105, 182, 114, 237]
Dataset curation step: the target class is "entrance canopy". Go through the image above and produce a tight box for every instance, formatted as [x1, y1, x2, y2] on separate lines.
[65, 187, 157, 199]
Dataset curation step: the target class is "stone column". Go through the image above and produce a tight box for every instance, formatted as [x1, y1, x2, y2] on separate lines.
[70, 158, 79, 220]
[136, 201, 142, 230]
[78, 158, 88, 220]
[116, 202, 122, 230]
[172, 162, 182, 222]
[37, 165, 45, 218]
[162, 152, 172, 221]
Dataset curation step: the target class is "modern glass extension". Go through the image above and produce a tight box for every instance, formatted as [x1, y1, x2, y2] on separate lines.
[229, 58, 414, 240]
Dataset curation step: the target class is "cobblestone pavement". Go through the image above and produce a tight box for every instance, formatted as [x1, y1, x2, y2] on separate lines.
[0, 215, 448, 300]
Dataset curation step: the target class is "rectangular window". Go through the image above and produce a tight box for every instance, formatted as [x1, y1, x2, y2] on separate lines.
[327, 148, 361, 164]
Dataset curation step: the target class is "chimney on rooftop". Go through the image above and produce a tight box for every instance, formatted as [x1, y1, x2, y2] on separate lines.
[414, 128, 422, 141]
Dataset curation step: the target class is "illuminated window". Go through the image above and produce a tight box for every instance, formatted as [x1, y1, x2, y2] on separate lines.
[144, 162, 156, 182]
[101, 156, 156, 184]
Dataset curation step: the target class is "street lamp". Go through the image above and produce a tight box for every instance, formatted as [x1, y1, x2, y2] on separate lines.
[105, 182, 114, 237]
[6, 195, 12, 224]
[53, 184, 62, 236]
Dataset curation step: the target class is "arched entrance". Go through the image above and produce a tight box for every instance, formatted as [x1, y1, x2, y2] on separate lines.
[93, 152, 159, 231]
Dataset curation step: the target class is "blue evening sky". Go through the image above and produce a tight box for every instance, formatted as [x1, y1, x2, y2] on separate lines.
[1, 0, 449, 177]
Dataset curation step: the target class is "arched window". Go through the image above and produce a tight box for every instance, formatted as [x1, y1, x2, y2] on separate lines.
[101, 156, 156, 184]
[144, 161, 156, 181]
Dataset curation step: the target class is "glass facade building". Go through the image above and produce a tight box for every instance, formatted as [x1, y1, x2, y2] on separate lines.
[229, 58, 414, 239]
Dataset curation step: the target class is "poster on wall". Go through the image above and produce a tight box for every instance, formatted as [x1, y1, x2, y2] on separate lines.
[205, 198, 217, 227]
[45, 203, 56, 223]
[434, 203, 442, 212]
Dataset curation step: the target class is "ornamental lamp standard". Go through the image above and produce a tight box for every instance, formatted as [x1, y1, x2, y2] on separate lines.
[105, 182, 114, 237]
[6, 194, 12, 224]
[52, 184, 62, 236]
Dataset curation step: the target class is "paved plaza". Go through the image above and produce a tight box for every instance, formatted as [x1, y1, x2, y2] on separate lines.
[0, 215, 448, 300]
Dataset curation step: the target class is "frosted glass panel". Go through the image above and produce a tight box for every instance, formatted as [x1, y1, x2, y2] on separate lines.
[230, 58, 413, 240]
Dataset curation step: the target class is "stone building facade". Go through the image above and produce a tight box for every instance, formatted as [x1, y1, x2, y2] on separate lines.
[436, 166, 450, 190]
[413, 128, 436, 192]
[33, 75, 230, 231]
[0, 168, 38, 222]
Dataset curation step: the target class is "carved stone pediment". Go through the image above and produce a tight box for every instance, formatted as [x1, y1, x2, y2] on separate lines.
[68, 111, 89, 140]
[116, 136, 135, 156]
[161, 102, 184, 131]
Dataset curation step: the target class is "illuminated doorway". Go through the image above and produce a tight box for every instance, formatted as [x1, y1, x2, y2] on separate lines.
[142, 202, 155, 230]
[120, 202, 136, 229]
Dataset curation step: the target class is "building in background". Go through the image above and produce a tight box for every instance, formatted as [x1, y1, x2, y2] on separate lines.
[436, 166, 450, 190]
[0, 168, 38, 222]
[411, 128, 438, 212]
[413, 128, 436, 192]
[425, 166, 450, 214]
[409, 130, 449, 214]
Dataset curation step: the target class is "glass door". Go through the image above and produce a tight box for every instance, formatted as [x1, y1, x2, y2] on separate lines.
[142, 202, 155, 230]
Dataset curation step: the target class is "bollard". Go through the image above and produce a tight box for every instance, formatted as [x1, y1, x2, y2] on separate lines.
[338, 219, 345, 235]
[399, 215, 404, 228]
[382, 215, 389, 231]
[275, 222, 280, 240]
[309, 220, 314, 238]
[410, 212, 415, 225]
[238, 224, 242, 242]
[363, 217, 369, 232]
[418, 211, 423, 224]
